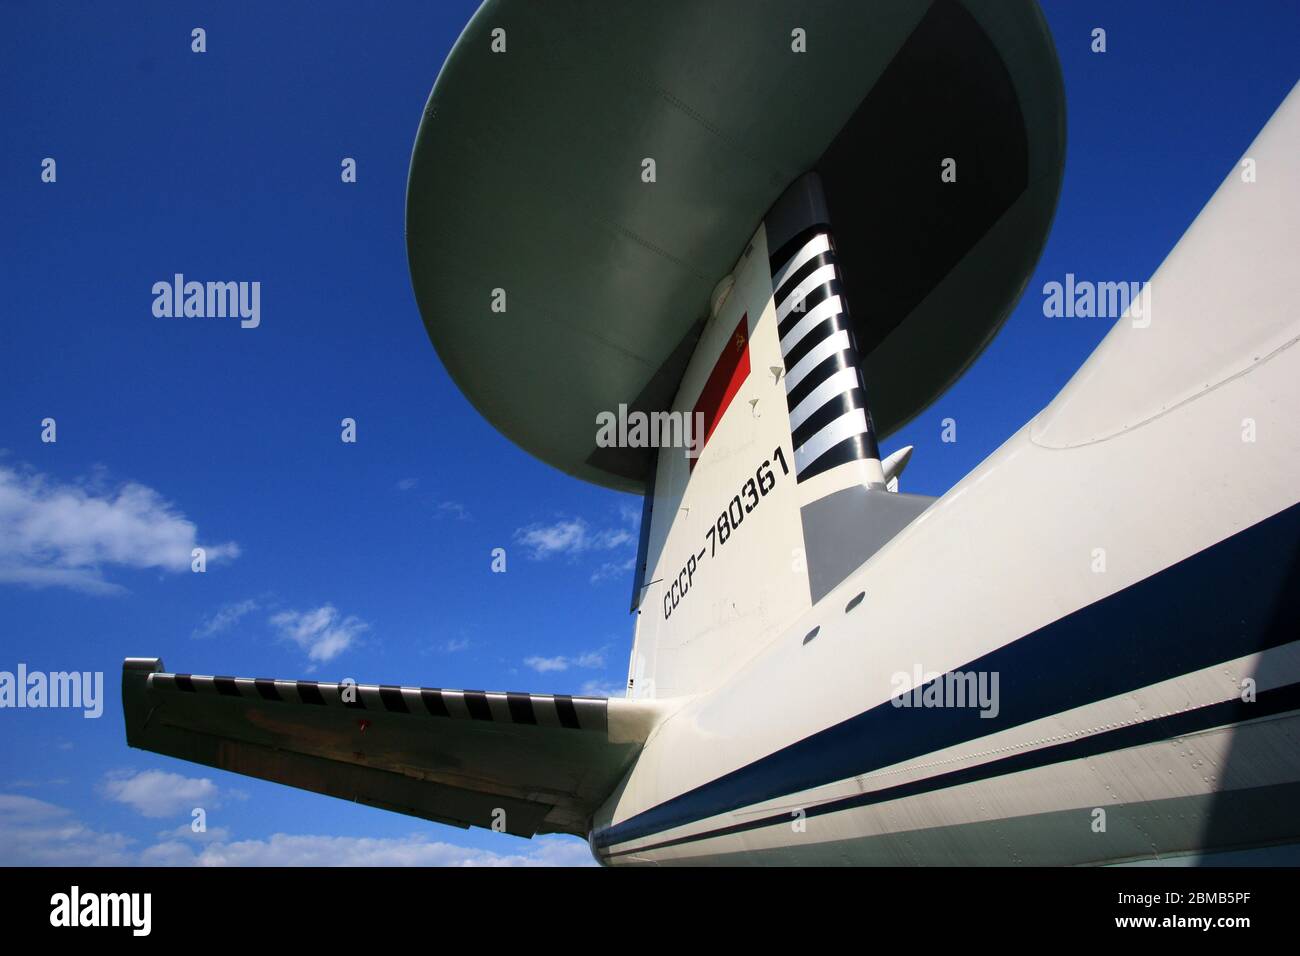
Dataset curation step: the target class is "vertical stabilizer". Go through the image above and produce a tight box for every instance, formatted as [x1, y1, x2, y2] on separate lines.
[626, 175, 932, 700]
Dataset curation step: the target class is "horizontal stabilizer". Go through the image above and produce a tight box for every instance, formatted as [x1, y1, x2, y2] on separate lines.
[122, 658, 663, 837]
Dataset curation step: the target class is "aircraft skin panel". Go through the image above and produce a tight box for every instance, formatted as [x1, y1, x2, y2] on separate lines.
[627, 222, 813, 702]
[1030, 77, 1300, 451]
[407, 0, 1063, 492]
[594, 81, 1300, 865]
[598, 639, 1300, 863]
[626, 179, 912, 703]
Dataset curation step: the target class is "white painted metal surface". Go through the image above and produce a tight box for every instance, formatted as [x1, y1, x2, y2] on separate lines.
[596, 81, 1300, 866]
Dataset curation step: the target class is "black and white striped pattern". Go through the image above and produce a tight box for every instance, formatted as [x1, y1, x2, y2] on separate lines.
[147, 671, 607, 733]
[769, 227, 880, 483]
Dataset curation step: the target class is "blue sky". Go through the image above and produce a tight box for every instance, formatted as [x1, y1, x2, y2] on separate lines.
[0, 1, 1295, 865]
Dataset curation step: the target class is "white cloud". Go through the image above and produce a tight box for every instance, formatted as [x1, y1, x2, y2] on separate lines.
[441, 638, 470, 653]
[145, 832, 595, 867]
[590, 557, 635, 583]
[524, 649, 606, 673]
[514, 518, 632, 560]
[0, 464, 238, 594]
[0, 794, 134, 865]
[101, 770, 221, 819]
[595, 527, 634, 548]
[156, 822, 232, 843]
[0, 794, 594, 867]
[436, 501, 471, 521]
[270, 604, 368, 665]
[5, 777, 69, 789]
[396, 478, 419, 491]
[579, 679, 627, 698]
[192, 598, 258, 639]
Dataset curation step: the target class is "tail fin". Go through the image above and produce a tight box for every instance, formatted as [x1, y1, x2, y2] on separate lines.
[626, 174, 932, 700]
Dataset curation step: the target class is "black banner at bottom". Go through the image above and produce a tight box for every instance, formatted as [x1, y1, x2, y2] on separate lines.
[0, 864, 1293, 940]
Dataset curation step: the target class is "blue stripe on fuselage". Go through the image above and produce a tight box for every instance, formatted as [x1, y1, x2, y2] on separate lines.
[593, 499, 1300, 850]
[600, 681, 1300, 859]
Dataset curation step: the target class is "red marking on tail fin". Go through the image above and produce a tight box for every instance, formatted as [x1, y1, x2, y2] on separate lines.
[690, 314, 751, 470]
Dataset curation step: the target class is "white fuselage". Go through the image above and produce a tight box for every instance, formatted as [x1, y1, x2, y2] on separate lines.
[592, 82, 1300, 866]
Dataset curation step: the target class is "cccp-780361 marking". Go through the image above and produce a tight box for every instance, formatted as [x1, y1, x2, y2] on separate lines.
[663, 447, 789, 620]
